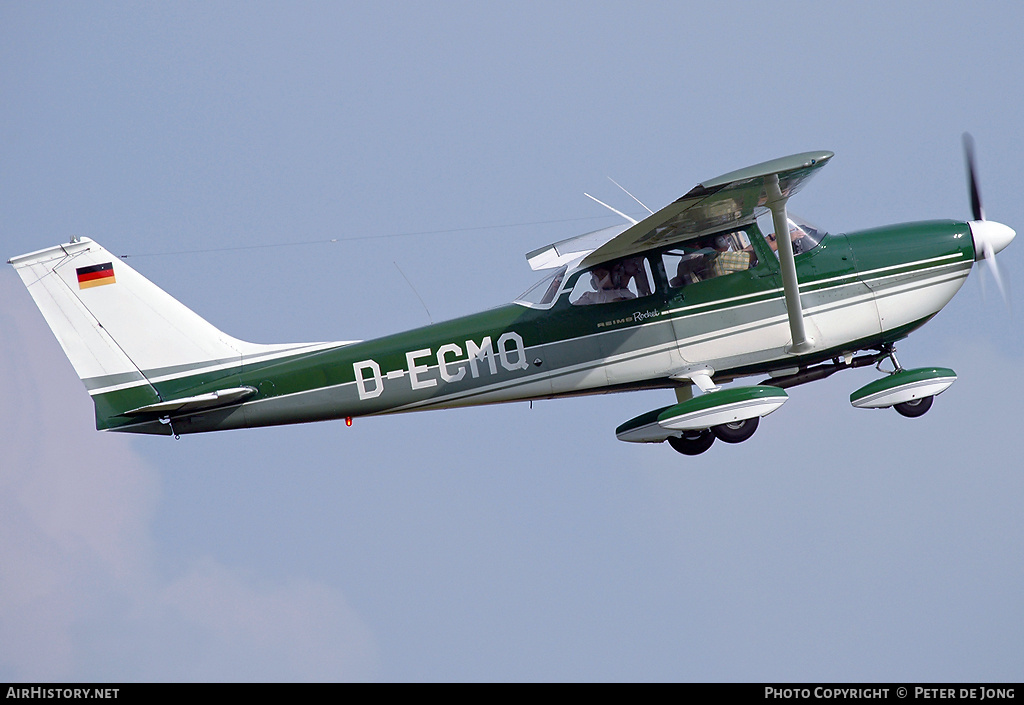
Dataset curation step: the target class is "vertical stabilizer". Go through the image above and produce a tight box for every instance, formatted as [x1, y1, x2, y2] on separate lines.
[9, 238, 285, 429]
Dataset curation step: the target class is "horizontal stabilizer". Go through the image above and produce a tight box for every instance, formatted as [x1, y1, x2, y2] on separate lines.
[122, 386, 258, 416]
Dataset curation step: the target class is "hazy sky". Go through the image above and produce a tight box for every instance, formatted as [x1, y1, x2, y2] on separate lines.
[2, 1, 1023, 681]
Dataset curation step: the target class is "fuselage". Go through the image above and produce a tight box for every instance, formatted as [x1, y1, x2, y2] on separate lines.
[107, 218, 976, 435]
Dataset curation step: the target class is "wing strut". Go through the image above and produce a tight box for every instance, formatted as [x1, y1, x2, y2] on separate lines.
[766, 174, 814, 354]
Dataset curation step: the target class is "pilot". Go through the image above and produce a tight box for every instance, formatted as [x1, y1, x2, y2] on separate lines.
[767, 224, 811, 255]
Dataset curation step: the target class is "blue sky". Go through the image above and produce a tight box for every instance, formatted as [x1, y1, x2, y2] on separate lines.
[2, 1, 1023, 681]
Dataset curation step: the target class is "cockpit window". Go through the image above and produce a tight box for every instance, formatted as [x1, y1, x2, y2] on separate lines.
[570, 256, 654, 306]
[760, 214, 826, 257]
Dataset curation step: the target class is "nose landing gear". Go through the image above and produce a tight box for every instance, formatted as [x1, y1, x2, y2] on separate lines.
[849, 348, 955, 418]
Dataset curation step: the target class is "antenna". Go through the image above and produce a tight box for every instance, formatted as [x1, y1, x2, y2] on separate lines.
[583, 193, 638, 225]
[393, 261, 434, 324]
[607, 177, 654, 215]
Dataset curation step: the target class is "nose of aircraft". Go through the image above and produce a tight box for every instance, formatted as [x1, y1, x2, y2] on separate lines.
[969, 220, 1016, 261]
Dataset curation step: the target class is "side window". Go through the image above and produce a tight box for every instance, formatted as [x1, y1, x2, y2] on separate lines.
[663, 230, 757, 288]
[571, 256, 654, 306]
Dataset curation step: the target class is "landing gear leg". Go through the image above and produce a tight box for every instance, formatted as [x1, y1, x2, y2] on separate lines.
[667, 429, 716, 455]
[880, 345, 903, 373]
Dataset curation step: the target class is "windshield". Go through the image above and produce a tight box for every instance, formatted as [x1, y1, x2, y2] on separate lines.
[759, 214, 827, 256]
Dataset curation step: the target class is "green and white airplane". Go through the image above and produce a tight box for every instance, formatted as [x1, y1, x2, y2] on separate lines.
[9, 141, 1015, 454]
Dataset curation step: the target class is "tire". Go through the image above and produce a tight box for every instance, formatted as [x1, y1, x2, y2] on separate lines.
[667, 429, 716, 455]
[712, 416, 760, 444]
[894, 395, 934, 418]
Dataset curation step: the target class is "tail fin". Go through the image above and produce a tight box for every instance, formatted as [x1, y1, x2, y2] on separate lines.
[9, 238, 307, 431]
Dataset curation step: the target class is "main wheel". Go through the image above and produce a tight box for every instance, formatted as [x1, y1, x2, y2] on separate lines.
[894, 395, 934, 418]
[667, 429, 716, 455]
[711, 416, 760, 444]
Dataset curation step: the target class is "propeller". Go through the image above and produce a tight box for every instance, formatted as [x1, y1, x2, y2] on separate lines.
[963, 132, 1015, 303]
[964, 132, 985, 222]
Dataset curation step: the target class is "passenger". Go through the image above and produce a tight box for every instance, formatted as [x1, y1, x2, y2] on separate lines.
[709, 234, 751, 277]
[574, 266, 636, 305]
[670, 255, 703, 287]
[616, 257, 652, 296]
[669, 242, 716, 286]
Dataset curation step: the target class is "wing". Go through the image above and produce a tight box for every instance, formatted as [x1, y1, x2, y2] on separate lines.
[526, 150, 833, 270]
[525, 223, 631, 271]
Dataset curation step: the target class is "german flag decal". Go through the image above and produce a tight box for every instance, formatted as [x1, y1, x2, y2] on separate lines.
[76, 262, 116, 289]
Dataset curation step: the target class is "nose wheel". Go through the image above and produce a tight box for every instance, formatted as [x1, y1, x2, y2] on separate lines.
[894, 396, 934, 418]
[849, 348, 954, 418]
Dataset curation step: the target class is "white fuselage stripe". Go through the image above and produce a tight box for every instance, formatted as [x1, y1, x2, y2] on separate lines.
[108, 254, 973, 418]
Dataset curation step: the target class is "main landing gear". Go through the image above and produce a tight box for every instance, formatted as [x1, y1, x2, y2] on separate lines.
[711, 416, 760, 443]
[666, 416, 761, 455]
[667, 429, 716, 455]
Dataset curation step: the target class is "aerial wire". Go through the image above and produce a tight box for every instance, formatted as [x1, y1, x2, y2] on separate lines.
[117, 212, 634, 259]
